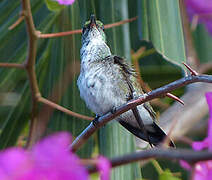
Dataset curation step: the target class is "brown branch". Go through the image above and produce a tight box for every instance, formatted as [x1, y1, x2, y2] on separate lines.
[70, 74, 212, 152]
[38, 97, 93, 121]
[21, 0, 40, 98]
[0, 63, 24, 69]
[38, 16, 137, 39]
[87, 148, 212, 173]
[21, 0, 41, 148]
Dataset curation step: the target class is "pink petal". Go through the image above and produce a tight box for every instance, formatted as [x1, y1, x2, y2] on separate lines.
[0, 148, 32, 179]
[185, 0, 212, 14]
[96, 156, 111, 180]
[194, 160, 212, 180]
[56, 0, 75, 5]
[206, 92, 212, 150]
[0, 133, 89, 180]
[185, 0, 212, 35]
[31, 132, 89, 180]
[181, 93, 212, 178]
[206, 92, 212, 117]
[180, 160, 192, 170]
[192, 138, 209, 151]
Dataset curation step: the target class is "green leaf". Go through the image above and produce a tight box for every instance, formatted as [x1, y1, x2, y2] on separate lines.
[159, 169, 181, 180]
[45, 0, 66, 12]
[140, 0, 186, 68]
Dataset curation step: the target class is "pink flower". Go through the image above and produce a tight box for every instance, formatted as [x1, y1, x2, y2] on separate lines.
[56, 0, 75, 5]
[0, 148, 33, 179]
[185, 0, 212, 35]
[192, 92, 212, 151]
[180, 92, 212, 180]
[0, 132, 89, 180]
[96, 156, 111, 180]
[194, 161, 212, 180]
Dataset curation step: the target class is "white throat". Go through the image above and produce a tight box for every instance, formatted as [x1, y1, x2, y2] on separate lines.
[80, 38, 111, 65]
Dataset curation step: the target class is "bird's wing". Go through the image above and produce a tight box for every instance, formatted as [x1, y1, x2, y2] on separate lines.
[112, 55, 157, 119]
[119, 120, 175, 147]
[113, 55, 136, 76]
[110, 55, 175, 147]
[111, 55, 155, 146]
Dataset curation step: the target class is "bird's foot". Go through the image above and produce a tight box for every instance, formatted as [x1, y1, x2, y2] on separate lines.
[92, 115, 100, 126]
[110, 106, 117, 114]
[126, 93, 133, 101]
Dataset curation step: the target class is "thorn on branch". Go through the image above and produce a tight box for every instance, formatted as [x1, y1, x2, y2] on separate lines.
[183, 62, 198, 76]
[166, 93, 184, 105]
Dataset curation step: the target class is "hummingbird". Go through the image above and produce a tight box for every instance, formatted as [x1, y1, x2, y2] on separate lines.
[77, 15, 174, 147]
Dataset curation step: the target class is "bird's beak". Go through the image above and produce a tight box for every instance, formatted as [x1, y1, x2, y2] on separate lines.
[89, 14, 97, 28]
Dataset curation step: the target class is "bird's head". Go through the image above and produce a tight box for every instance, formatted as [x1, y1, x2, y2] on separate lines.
[82, 15, 106, 44]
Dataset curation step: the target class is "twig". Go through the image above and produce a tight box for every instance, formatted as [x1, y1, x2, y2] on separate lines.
[70, 74, 212, 152]
[38, 97, 93, 121]
[104, 16, 137, 29]
[0, 63, 24, 69]
[38, 17, 137, 39]
[176, 136, 193, 145]
[38, 29, 82, 38]
[87, 148, 212, 173]
[8, 15, 25, 30]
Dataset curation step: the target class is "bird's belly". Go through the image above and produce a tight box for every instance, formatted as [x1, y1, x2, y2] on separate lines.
[77, 70, 124, 116]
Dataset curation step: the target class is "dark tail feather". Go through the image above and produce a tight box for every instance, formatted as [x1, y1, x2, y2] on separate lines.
[119, 121, 175, 147]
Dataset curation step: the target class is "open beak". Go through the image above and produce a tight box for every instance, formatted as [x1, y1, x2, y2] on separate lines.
[89, 14, 97, 28]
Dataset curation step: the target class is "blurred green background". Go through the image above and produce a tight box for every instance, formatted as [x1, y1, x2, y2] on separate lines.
[0, 0, 211, 179]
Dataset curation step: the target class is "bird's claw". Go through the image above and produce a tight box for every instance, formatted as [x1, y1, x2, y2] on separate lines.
[111, 106, 117, 114]
[92, 115, 100, 126]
